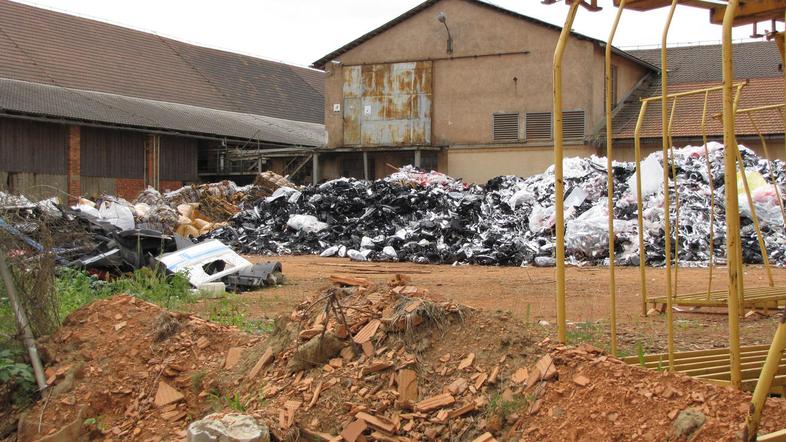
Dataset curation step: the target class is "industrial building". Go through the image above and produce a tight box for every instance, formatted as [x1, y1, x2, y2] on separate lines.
[0, 0, 325, 200]
[312, 0, 784, 183]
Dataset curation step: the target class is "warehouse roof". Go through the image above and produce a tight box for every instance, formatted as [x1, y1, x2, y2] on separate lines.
[0, 78, 326, 147]
[611, 41, 784, 140]
[311, 0, 658, 71]
[0, 0, 325, 124]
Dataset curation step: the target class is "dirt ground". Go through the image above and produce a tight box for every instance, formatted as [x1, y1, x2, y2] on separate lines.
[188, 256, 786, 356]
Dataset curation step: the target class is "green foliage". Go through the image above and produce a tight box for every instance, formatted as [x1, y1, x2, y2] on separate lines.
[0, 348, 37, 407]
[206, 295, 273, 334]
[207, 389, 246, 412]
[55, 267, 192, 318]
[566, 321, 601, 346]
[636, 341, 646, 367]
[485, 392, 531, 420]
[191, 370, 206, 392]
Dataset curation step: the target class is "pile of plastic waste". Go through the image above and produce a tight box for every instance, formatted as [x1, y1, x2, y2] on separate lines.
[206, 142, 786, 267]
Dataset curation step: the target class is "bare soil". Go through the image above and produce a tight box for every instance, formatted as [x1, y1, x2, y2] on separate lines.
[203, 256, 786, 356]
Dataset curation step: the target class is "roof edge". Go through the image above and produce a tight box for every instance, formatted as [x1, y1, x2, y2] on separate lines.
[311, 0, 658, 72]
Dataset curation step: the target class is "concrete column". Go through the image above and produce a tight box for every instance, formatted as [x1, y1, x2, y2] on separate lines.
[414, 150, 422, 168]
[66, 125, 80, 204]
[363, 151, 369, 180]
[312, 153, 320, 185]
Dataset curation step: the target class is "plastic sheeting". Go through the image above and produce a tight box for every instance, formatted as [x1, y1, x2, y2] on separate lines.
[205, 143, 786, 267]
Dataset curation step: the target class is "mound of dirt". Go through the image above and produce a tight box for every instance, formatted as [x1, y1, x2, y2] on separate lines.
[16, 278, 786, 441]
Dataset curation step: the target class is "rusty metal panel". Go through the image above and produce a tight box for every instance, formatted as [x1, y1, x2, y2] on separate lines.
[342, 61, 432, 147]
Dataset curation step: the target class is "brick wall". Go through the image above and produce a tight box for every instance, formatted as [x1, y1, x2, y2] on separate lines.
[114, 178, 183, 200]
[67, 125, 80, 203]
[115, 178, 145, 201]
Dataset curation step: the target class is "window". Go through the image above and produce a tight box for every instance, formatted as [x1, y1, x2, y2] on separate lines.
[562, 110, 585, 140]
[525, 112, 552, 141]
[492, 112, 520, 142]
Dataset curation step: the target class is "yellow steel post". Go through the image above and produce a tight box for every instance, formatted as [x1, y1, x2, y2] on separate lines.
[634, 101, 649, 316]
[745, 307, 786, 440]
[701, 91, 716, 300]
[662, 0, 678, 371]
[667, 97, 680, 297]
[722, 0, 742, 390]
[606, 0, 626, 357]
[553, 0, 580, 345]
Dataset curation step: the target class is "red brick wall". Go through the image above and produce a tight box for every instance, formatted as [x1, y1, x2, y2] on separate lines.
[67, 125, 80, 203]
[114, 178, 183, 200]
[115, 178, 145, 201]
[159, 180, 183, 193]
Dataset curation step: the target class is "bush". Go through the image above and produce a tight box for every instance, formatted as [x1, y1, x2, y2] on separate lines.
[0, 349, 36, 407]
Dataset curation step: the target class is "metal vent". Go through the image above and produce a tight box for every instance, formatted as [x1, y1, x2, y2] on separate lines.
[525, 112, 552, 141]
[562, 110, 585, 140]
[493, 112, 520, 142]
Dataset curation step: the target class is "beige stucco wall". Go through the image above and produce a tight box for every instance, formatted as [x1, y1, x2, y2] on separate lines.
[322, 0, 651, 150]
[447, 143, 595, 184]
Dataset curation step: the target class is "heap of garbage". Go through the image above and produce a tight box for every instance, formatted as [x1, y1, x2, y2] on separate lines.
[207, 143, 786, 266]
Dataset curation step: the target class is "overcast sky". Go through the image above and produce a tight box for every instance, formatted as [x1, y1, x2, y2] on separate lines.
[13, 0, 773, 68]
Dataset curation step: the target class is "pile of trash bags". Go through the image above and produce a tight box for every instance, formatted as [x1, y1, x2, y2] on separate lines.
[206, 143, 786, 266]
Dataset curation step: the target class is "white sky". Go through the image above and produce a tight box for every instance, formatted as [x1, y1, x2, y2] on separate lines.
[13, 0, 774, 68]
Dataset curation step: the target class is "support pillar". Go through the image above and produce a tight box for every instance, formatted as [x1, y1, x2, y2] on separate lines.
[66, 125, 80, 204]
[144, 134, 160, 190]
[312, 153, 320, 185]
[414, 150, 422, 168]
[363, 151, 369, 180]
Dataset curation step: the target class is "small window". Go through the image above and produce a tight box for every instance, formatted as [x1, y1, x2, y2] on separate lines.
[562, 110, 585, 140]
[492, 112, 520, 142]
[525, 112, 552, 141]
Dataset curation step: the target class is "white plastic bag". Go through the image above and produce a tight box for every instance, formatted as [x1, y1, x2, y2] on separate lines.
[627, 154, 664, 198]
[98, 201, 135, 230]
[286, 214, 328, 233]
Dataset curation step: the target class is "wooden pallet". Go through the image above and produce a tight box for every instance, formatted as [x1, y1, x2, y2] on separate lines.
[621, 345, 786, 393]
[648, 286, 786, 310]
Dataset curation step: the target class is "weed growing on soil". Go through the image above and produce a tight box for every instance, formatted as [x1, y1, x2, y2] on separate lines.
[0, 348, 36, 407]
[206, 295, 274, 335]
[566, 321, 602, 346]
[191, 370, 206, 392]
[486, 392, 532, 420]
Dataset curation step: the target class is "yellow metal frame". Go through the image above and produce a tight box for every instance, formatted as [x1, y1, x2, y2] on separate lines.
[553, 0, 581, 344]
[606, 0, 626, 356]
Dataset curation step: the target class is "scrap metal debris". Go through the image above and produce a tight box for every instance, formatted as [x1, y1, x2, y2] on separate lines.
[207, 144, 786, 267]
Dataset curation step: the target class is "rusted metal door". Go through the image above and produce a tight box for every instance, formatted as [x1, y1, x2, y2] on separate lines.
[342, 61, 432, 146]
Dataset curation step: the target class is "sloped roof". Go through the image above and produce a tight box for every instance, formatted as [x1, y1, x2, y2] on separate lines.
[628, 41, 782, 83]
[0, 0, 325, 124]
[0, 78, 325, 147]
[612, 77, 784, 140]
[311, 0, 658, 71]
[611, 41, 784, 140]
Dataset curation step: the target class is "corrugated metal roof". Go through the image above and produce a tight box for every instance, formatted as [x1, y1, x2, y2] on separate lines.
[0, 78, 326, 147]
[311, 0, 658, 72]
[0, 0, 325, 124]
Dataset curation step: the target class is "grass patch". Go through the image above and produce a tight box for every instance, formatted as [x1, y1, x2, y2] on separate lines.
[206, 294, 274, 335]
[566, 321, 602, 346]
[486, 392, 532, 420]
